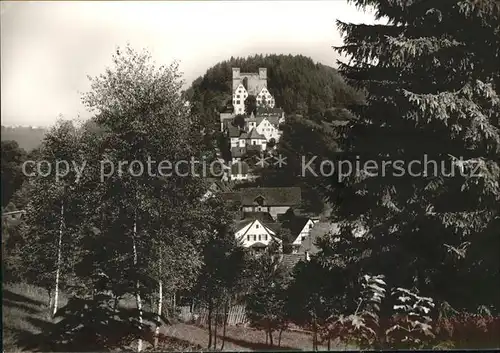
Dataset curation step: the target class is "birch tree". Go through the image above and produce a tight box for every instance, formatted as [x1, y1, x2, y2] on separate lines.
[24, 120, 84, 315]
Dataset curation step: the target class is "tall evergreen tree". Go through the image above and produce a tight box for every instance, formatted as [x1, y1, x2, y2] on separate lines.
[322, 0, 500, 313]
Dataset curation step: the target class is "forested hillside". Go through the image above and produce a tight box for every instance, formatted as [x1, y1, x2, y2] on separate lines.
[1, 126, 47, 153]
[184, 54, 362, 130]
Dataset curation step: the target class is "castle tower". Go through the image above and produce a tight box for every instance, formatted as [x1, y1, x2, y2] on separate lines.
[232, 68, 241, 92]
[259, 68, 267, 81]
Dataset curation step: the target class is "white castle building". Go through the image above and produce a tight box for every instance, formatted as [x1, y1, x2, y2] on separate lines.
[232, 68, 276, 114]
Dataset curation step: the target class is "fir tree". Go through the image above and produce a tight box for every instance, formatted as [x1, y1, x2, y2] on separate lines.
[325, 0, 500, 313]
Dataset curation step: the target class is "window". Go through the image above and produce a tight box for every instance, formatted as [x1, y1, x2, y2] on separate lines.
[256, 224, 259, 228]
[253, 141, 256, 145]
[236, 100, 240, 104]
[301, 236, 306, 242]
[253, 234, 257, 241]
[258, 234, 261, 241]
[309, 224, 313, 229]
[247, 235, 250, 241]
[237, 95, 240, 98]
[264, 234, 268, 241]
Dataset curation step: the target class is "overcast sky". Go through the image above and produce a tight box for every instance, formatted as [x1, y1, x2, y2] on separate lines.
[1, 1, 377, 127]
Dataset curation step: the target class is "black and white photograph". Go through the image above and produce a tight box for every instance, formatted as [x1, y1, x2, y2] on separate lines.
[1, 0, 499, 351]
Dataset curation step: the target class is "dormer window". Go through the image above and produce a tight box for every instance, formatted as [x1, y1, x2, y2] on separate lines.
[254, 196, 265, 206]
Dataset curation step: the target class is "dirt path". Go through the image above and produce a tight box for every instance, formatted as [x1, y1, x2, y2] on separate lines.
[160, 323, 355, 351]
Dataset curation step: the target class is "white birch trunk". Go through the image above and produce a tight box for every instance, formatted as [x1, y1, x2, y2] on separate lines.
[53, 201, 64, 317]
[132, 213, 143, 352]
[154, 279, 163, 348]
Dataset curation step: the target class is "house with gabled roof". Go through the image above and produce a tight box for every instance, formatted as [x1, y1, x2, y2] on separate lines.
[240, 187, 301, 220]
[232, 83, 248, 114]
[256, 87, 276, 108]
[255, 117, 282, 143]
[240, 128, 267, 150]
[234, 217, 283, 253]
[220, 112, 235, 132]
[256, 106, 285, 122]
[2, 210, 26, 227]
[289, 217, 320, 253]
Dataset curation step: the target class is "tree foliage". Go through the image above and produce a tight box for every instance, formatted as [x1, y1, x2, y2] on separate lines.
[320, 0, 500, 314]
[1, 140, 27, 207]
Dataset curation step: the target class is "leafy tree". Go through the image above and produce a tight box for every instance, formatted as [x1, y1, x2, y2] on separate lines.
[19, 45, 236, 352]
[245, 244, 288, 347]
[1, 140, 27, 207]
[232, 114, 246, 130]
[244, 95, 257, 116]
[287, 257, 352, 350]
[192, 219, 245, 350]
[22, 120, 85, 314]
[322, 0, 500, 315]
[78, 45, 233, 351]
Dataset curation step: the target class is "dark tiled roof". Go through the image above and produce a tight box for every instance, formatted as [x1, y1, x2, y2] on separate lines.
[221, 192, 241, 203]
[250, 242, 267, 248]
[256, 106, 284, 116]
[246, 145, 262, 153]
[246, 116, 264, 125]
[285, 216, 310, 238]
[234, 219, 254, 232]
[264, 222, 282, 235]
[245, 128, 266, 140]
[265, 116, 281, 127]
[228, 125, 242, 138]
[231, 147, 246, 158]
[242, 212, 275, 223]
[241, 187, 301, 206]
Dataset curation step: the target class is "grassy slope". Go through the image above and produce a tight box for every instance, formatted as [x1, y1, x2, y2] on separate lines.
[3, 283, 67, 352]
[3, 283, 355, 352]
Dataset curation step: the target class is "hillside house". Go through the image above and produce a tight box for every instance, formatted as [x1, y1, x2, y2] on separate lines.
[289, 217, 320, 254]
[247, 115, 282, 143]
[298, 222, 341, 259]
[2, 210, 26, 227]
[256, 87, 276, 108]
[231, 67, 276, 114]
[234, 212, 283, 253]
[220, 112, 235, 132]
[240, 187, 301, 220]
[240, 128, 267, 150]
[235, 219, 282, 252]
[232, 83, 249, 114]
